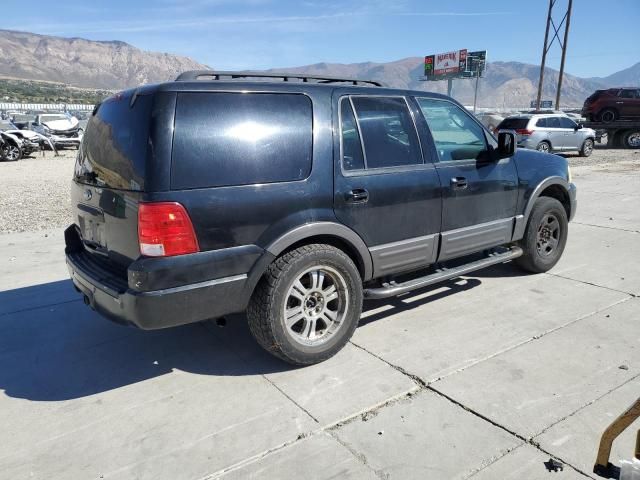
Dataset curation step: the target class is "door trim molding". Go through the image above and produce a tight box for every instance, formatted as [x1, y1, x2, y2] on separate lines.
[369, 234, 439, 277]
[439, 217, 514, 261]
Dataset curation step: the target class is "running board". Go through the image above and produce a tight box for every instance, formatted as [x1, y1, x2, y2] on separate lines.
[363, 246, 523, 299]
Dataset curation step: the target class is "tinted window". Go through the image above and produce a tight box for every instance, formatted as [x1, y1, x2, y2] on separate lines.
[172, 93, 312, 189]
[497, 118, 530, 130]
[350, 97, 422, 169]
[546, 116, 561, 128]
[536, 117, 548, 128]
[618, 89, 636, 98]
[340, 99, 365, 171]
[417, 98, 487, 162]
[76, 91, 152, 190]
[559, 116, 576, 128]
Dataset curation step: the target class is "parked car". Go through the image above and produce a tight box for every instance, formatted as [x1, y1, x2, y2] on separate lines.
[475, 112, 504, 133]
[65, 71, 576, 365]
[582, 88, 640, 123]
[32, 113, 83, 148]
[0, 119, 52, 156]
[0, 131, 23, 161]
[496, 114, 596, 156]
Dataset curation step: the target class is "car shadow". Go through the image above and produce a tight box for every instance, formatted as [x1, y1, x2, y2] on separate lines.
[0, 271, 488, 402]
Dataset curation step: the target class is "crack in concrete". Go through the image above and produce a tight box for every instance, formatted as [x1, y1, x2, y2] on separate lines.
[573, 221, 640, 234]
[546, 272, 638, 297]
[326, 430, 391, 480]
[0, 298, 81, 317]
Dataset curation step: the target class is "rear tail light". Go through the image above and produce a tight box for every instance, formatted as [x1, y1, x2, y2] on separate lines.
[138, 202, 199, 257]
[515, 129, 534, 136]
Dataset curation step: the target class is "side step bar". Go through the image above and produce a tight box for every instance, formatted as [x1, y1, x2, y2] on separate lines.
[363, 246, 523, 299]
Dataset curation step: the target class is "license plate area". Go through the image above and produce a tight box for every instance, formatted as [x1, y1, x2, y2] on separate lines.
[77, 203, 107, 251]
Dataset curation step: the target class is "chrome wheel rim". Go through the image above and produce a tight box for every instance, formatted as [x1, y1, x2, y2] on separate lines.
[627, 133, 640, 148]
[584, 140, 593, 155]
[537, 142, 550, 153]
[283, 266, 348, 346]
[6, 146, 19, 160]
[536, 213, 560, 257]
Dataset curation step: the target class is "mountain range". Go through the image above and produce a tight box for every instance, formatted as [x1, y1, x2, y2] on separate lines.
[0, 29, 638, 107]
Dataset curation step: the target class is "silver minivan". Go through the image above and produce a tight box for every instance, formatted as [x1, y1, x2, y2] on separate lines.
[497, 114, 596, 156]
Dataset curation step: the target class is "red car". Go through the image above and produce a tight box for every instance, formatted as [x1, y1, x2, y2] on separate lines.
[582, 88, 640, 122]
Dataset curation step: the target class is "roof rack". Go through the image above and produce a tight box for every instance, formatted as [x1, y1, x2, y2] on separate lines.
[174, 70, 385, 87]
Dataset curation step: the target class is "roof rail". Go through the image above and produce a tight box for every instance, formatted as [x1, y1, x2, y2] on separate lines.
[174, 70, 385, 87]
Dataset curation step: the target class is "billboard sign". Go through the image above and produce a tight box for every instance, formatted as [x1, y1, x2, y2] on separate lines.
[466, 50, 487, 77]
[530, 100, 554, 108]
[424, 49, 468, 80]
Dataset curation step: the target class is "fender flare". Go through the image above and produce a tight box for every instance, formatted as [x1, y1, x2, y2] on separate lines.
[266, 222, 374, 281]
[513, 176, 571, 240]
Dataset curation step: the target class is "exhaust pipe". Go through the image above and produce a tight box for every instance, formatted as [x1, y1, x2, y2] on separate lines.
[83, 295, 90, 306]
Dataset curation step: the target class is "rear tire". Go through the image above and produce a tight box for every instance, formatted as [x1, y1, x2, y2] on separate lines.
[247, 244, 363, 365]
[599, 108, 617, 123]
[623, 130, 640, 149]
[536, 141, 551, 153]
[579, 138, 594, 157]
[515, 197, 568, 273]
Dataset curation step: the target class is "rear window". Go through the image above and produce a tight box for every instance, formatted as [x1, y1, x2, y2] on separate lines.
[75, 91, 152, 190]
[497, 118, 530, 130]
[171, 93, 312, 189]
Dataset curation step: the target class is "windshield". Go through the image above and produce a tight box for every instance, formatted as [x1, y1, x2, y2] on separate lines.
[0, 120, 17, 131]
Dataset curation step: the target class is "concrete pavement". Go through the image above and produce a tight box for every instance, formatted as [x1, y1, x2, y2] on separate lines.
[0, 159, 638, 479]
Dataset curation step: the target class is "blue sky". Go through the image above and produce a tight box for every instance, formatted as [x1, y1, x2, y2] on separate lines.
[3, 0, 639, 77]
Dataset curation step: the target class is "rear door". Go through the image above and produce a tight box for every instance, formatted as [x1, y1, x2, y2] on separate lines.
[545, 116, 565, 150]
[416, 97, 519, 261]
[333, 93, 442, 277]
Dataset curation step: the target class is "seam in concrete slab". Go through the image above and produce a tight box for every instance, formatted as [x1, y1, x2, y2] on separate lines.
[428, 386, 595, 479]
[531, 371, 640, 441]
[326, 430, 391, 480]
[0, 298, 81, 318]
[572, 221, 640, 234]
[260, 375, 320, 424]
[546, 272, 638, 298]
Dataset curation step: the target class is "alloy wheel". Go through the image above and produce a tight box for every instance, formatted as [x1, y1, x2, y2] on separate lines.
[283, 266, 348, 346]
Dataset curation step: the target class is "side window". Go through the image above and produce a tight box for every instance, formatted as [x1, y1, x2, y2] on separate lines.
[547, 116, 561, 128]
[536, 117, 548, 128]
[559, 117, 576, 129]
[172, 93, 312, 189]
[340, 99, 365, 171]
[416, 98, 487, 162]
[350, 96, 422, 169]
[619, 89, 635, 98]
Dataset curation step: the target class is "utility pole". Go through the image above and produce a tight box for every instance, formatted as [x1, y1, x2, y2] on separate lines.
[556, 0, 573, 109]
[535, 0, 573, 111]
[447, 78, 453, 97]
[473, 64, 480, 113]
[536, 0, 553, 111]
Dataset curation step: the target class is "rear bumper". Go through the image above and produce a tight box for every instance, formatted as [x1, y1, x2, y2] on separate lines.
[67, 253, 249, 329]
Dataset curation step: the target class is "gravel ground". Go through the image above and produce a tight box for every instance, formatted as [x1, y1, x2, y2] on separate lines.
[0, 145, 638, 234]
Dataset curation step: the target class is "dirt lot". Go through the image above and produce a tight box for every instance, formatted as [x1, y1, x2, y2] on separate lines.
[0, 145, 638, 235]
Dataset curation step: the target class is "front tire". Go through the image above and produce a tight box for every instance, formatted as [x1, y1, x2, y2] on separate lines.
[579, 138, 594, 157]
[247, 244, 363, 365]
[515, 197, 568, 273]
[1, 144, 21, 161]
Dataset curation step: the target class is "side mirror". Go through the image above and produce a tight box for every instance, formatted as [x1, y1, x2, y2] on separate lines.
[575, 123, 583, 130]
[497, 131, 516, 159]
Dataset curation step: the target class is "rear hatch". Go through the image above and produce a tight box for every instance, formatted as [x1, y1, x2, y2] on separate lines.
[496, 117, 531, 143]
[72, 90, 154, 271]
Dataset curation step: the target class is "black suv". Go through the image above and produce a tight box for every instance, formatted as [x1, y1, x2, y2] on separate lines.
[65, 71, 577, 365]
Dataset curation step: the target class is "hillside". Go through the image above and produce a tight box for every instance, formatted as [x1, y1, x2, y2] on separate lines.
[269, 58, 615, 108]
[0, 29, 637, 108]
[0, 30, 206, 90]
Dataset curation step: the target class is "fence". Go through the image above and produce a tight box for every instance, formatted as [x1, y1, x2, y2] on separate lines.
[0, 103, 95, 112]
